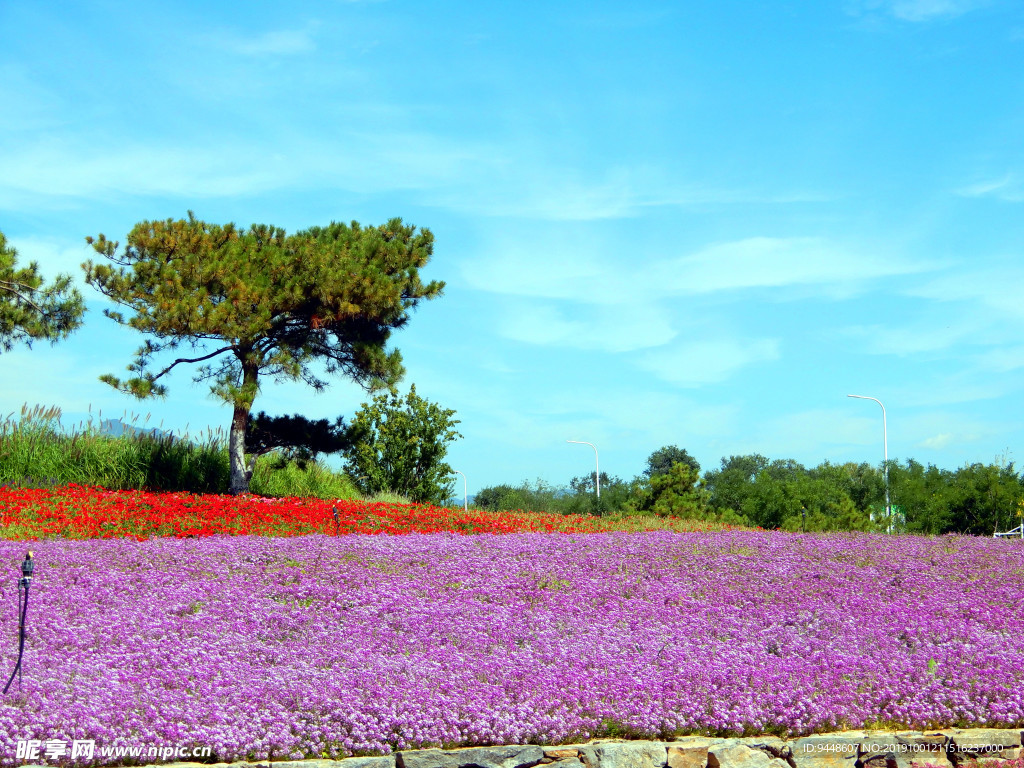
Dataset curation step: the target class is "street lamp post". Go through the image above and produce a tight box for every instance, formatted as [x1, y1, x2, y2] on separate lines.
[847, 394, 891, 532]
[453, 470, 468, 512]
[566, 440, 600, 500]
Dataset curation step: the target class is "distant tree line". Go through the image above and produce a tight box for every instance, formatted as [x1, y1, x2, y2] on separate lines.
[475, 445, 1024, 536]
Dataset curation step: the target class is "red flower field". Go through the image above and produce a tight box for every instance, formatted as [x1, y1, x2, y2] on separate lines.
[0, 485, 736, 540]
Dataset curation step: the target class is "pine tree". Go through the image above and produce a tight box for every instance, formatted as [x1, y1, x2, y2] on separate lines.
[84, 213, 443, 494]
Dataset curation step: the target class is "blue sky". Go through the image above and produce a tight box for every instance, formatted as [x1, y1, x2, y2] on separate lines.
[2, 0, 1023, 494]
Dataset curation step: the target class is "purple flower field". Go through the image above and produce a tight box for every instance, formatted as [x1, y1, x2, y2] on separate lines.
[0, 531, 1022, 764]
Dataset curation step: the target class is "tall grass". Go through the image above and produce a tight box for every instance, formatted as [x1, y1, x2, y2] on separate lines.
[0, 404, 229, 492]
[0, 404, 359, 499]
[248, 454, 359, 500]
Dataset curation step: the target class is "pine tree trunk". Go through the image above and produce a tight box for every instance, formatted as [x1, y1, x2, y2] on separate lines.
[229, 404, 249, 495]
[228, 361, 258, 495]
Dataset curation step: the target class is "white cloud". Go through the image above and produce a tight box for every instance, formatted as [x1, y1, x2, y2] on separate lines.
[497, 301, 676, 353]
[0, 65, 60, 133]
[734, 408, 882, 465]
[902, 412, 1015, 459]
[0, 142, 293, 204]
[4, 236, 95, 291]
[637, 338, 780, 387]
[462, 232, 931, 385]
[211, 23, 320, 56]
[654, 237, 929, 295]
[460, 232, 634, 305]
[841, 318, 985, 356]
[954, 174, 1024, 202]
[445, 168, 830, 221]
[729, 406, 1015, 467]
[919, 432, 954, 449]
[440, 378, 742, 468]
[0, 348, 124, 416]
[0, 132, 498, 209]
[974, 345, 1024, 373]
[889, 0, 988, 21]
[887, 373, 1012, 407]
[464, 235, 928, 306]
[908, 266, 1024, 320]
[849, 0, 990, 21]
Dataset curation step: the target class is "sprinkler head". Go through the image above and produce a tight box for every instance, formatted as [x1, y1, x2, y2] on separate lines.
[21, 553, 33, 579]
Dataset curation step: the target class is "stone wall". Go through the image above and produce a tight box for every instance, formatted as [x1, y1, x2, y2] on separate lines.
[75, 728, 1024, 768]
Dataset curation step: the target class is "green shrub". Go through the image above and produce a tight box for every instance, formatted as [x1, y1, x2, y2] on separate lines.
[248, 454, 359, 500]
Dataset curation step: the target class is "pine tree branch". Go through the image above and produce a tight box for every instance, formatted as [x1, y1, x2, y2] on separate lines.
[151, 345, 236, 381]
[0, 280, 45, 313]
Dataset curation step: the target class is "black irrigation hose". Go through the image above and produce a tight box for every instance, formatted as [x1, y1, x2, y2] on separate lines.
[3, 552, 34, 695]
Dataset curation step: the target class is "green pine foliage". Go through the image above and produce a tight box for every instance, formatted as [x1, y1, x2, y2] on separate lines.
[0, 231, 85, 353]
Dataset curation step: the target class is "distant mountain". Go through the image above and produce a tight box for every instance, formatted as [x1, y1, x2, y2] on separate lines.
[98, 418, 176, 441]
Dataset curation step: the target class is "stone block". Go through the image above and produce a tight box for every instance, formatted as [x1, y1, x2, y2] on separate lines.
[947, 729, 1023, 758]
[399, 745, 545, 768]
[890, 730, 952, 768]
[667, 738, 729, 768]
[707, 744, 789, 768]
[544, 748, 586, 761]
[738, 737, 792, 761]
[859, 732, 936, 768]
[579, 741, 669, 768]
[337, 759, 399, 768]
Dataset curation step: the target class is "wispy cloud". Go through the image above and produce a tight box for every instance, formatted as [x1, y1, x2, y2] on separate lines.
[0, 132, 497, 209]
[463, 235, 929, 305]
[919, 432, 955, 449]
[841, 317, 986, 356]
[3, 236, 94, 293]
[0, 65, 60, 133]
[215, 25, 319, 56]
[637, 339, 780, 387]
[496, 301, 676, 353]
[422, 372, 743, 464]
[459, 230, 632, 305]
[908, 265, 1024, 320]
[739, 408, 880, 464]
[905, 412, 1003, 456]
[848, 0, 990, 21]
[650, 237, 928, 295]
[888, 370, 1013, 407]
[974, 345, 1024, 373]
[954, 174, 1024, 202]
[438, 165, 831, 221]
[0, 142, 292, 204]
[890, 0, 988, 21]
[0, 88, 824, 222]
